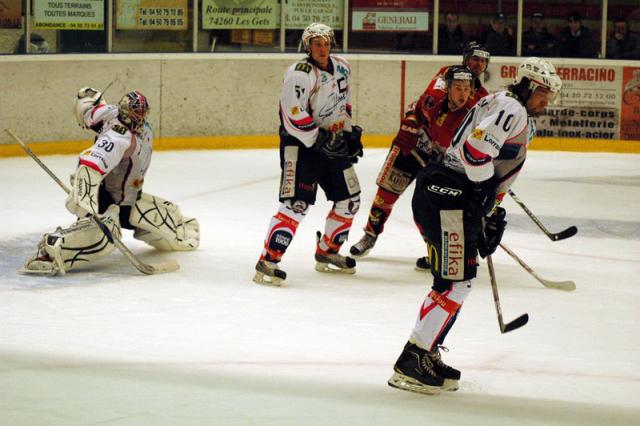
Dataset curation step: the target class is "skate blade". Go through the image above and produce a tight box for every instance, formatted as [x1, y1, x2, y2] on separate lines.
[441, 378, 459, 392]
[252, 271, 283, 287]
[414, 266, 431, 273]
[315, 262, 356, 274]
[387, 373, 442, 395]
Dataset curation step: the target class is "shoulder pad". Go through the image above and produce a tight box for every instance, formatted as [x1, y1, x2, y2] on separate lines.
[294, 62, 312, 73]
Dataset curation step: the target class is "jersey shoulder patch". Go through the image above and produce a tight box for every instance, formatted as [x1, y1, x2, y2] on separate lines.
[112, 124, 128, 135]
[294, 62, 312, 73]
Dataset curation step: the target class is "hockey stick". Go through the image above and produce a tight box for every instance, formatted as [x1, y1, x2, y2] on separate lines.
[6, 129, 179, 275]
[499, 243, 576, 291]
[487, 254, 529, 333]
[508, 189, 577, 241]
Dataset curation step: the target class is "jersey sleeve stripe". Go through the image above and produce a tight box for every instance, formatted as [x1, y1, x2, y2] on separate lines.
[461, 140, 492, 166]
[79, 158, 105, 175]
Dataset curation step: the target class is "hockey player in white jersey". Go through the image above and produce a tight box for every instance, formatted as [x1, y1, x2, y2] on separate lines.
[253, 22, 364, 286]
[388, 57, 562, 394]
[22, 88, 199, 275]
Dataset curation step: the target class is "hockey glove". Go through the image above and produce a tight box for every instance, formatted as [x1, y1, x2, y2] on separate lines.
[478, 207, 507, 258]
[315, 128, 349, 159]
[393, 117, 421, 155]
[344, 125, 364, 163]
[468, 176, 497, 217]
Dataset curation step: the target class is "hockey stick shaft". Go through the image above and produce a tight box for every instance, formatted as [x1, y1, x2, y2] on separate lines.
[487, 255, 529, 333]
[5, 129, 178, 275]
[499, 243, 576, 291]
[507, 189, 577, 241]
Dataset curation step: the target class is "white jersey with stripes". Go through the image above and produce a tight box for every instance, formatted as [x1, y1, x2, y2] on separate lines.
[78, 104, 152, 207]
[279, 55, 353, 148]
[443, 90, 536, 198]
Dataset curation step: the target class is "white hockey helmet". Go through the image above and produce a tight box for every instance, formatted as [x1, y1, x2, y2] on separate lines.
[513, 57, 562, 96]
[74, 87, 104, 129]
[118, 90, 149, 134]
[301, 23, 335, 52]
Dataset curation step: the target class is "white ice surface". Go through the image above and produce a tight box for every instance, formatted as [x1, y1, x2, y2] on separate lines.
[1, 149, 639, 425]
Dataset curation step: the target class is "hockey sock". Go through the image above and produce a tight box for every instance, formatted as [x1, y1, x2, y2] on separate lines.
[317, 197, 359, 255]
[260, 202, 306, 262]
[365, 188, 399, 236]
[410, 280, 472, 350]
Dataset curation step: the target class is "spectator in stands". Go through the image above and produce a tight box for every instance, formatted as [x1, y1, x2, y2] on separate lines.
[606, 17, 640, 59]
[480, 13, 515, 56]
[558, 11, 598, 58]
[438, 13, 467, 54]
[523, 12, 557, 57]
[14, 33, 49, 54]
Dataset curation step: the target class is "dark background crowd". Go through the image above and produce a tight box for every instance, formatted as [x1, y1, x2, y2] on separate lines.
[437, 11, 639, 59]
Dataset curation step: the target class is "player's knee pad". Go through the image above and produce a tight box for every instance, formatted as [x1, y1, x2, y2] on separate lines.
[333, 195, 361, 218]
[130, 192, 200, 252]
[22, 205, 121, 276]
[283, 199, 310, 218]
[375, 146, 417, 195]
[429, 280, 472, 313]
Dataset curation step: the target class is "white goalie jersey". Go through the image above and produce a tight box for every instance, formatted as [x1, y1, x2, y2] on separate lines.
[279, 55, 353, 147]
[78, 104, 152, 206]
[443, 91, 536, 199]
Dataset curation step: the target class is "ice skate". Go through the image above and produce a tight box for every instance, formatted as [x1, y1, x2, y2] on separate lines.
[427, 345, 461, 391]
[253, 260, 286, 286]
[388, 342, 444, 395]
[349, 232, 377, 258]
[315, 251, 356, 274]
[415, 256, 431, 272]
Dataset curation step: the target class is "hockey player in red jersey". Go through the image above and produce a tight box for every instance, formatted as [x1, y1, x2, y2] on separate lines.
[349, 66, 478, 260]
[22, 88, 199, 275]
[388, 57, 562, 395]
[253, 23, 364, 286]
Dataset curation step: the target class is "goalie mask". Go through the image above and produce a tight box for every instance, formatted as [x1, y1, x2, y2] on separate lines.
[118, 90, 149, 134]
[301, 23, 335, 53]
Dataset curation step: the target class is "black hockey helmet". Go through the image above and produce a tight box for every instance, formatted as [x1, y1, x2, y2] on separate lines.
[444, 65, 474, 88]
[462, 41, 490, 66]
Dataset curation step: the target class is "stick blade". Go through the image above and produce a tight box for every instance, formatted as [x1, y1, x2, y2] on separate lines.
[140, 260, 180, 275]
[552, 226, 578, 241]
[542, 279, 576, 291]
[502, 313, 529, 333]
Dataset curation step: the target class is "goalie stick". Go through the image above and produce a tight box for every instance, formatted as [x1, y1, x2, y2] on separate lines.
[508, 189, 577, 241]
[487, 254, 529, 334]
[499, 243, 576, 291]
[5, 128, 179, 275]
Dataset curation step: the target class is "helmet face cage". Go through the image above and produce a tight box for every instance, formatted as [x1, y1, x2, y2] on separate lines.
[302, 23, 335, 52]
[445, 65, 474, 89]
[118, 91, 149, 133]
[462, 42, 490, 66]
[514, 57, 562, 100]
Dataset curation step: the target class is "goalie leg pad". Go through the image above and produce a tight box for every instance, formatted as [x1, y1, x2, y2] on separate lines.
[130, 192, 200, 251]
[22, 205, 121, 275]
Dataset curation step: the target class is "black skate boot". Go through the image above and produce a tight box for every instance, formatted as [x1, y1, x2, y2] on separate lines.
[415, 256, 431, 272]
[427, 346, 461, 391]
[253, 260, 286, 286]
[388, 341, 444, 395]
[349, 232, 377, 258]
[315, 231, 356, 274]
